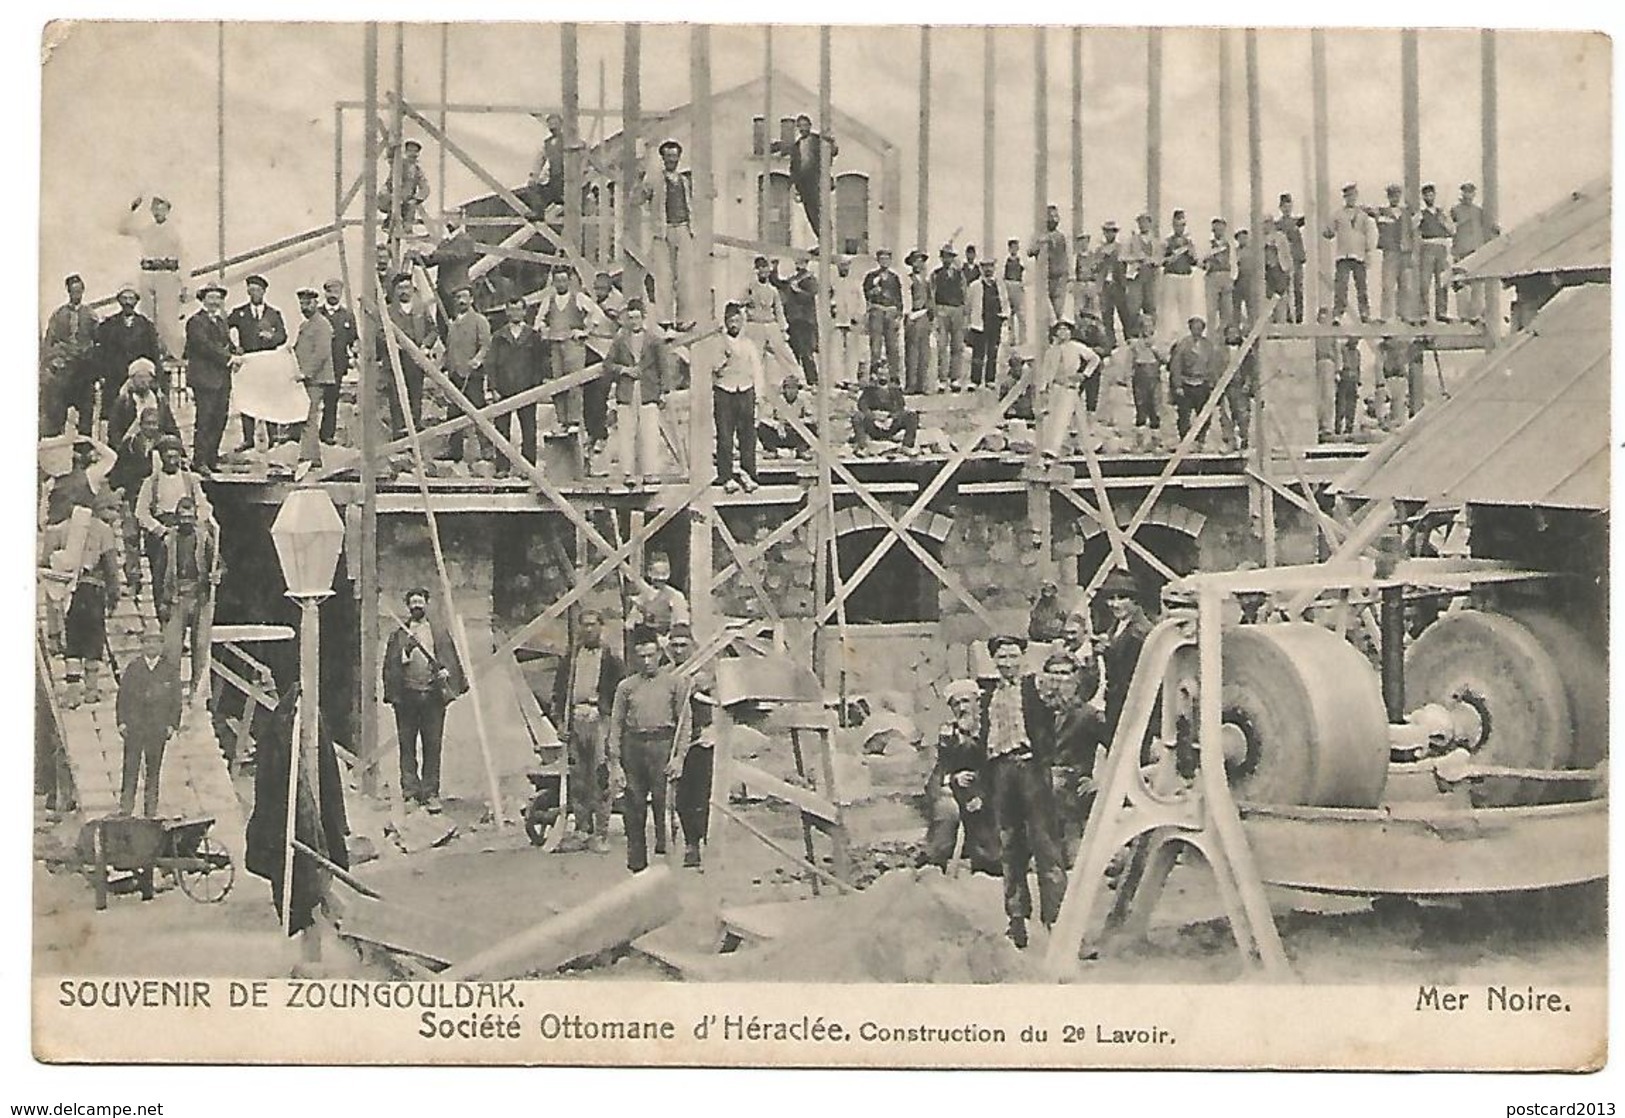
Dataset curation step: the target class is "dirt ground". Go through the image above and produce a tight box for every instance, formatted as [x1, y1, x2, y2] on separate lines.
[33, 791, 1607, 988]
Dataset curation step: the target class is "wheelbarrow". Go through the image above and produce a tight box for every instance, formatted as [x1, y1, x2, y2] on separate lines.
[82, 815, 236, 910]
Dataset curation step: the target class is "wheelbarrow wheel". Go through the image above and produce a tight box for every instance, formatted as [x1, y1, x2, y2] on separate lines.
[175, 835, 236, 904]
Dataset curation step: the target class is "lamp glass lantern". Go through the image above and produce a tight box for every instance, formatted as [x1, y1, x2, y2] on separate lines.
[270, 487, 346, 600]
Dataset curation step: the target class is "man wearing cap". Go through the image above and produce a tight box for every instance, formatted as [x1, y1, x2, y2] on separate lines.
[320, 281, 358, 432]
[443, 286, 493, 464]
[106, 356, 177, 447]
[929, 245, 969, 391]
[1035, 648, 1109, 862]
[738, 256, 798, 387]
[117, 628, 181, 815]
[977, 635, 1067, 948]
[1027, 205, 1071, 324]
[777, 250, 821, 387]
[1415, 183, 1456, 322]
[603, 299, 673, 485]
[537, 265, 609, 435]
[757, 372, 815, 458]
[41, 274, 100, 437]
[1096, 221, 1132, 348]
[663, 621, 717, 867]
[293, 288, 337, 463]
[41, 435, 114, 529]
[1160, 210, 1201, 340]
[556, 606, 624, 852]
[1124, 213, 1160, 329]
[626, 552, 691, 639]
[1323, 183, 1376, 323]
[771, 114, 839, 240]
[378, 272, 442, 441]
[966, 258, 1007, 390]
[920, 678, 1000, 876]
[607, 626, 686, 872]
[1201, 218, 1235, 334]
[852, 374, 920, 455]
[117, 194, 187, 360]
[1094, 569, 1153, 739]
[383, 587, 467, 810]
[184, 283, 238, 473]
[902, 249, 934, 394]
[1365, 183, 1410, 324]
[831, 254, 866, 385]
[1168, 315, 1221, 445]
[1003, 239, 1028, 345]
[423, 207, 480, 320]
[642, 139, 697, 329]
[486, 296, 546, 465]
[380, 137, 431, 232]
[526, 113, 567, 217]
[1275, 194, 1308, 324]
[228, 275, 289, 449]
[1450, 183, 1496, 323]
[861, 248, 904, 382]
[92, 284, 163, 435]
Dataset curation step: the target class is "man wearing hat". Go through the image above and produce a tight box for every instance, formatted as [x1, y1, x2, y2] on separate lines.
[526, 113, 567, 216]
[555, 606, 624, 853]
[443, 286, 493, 464]
[41, 274, 100, 437]
[423, 207, 481, 316]
[737, 256, 798, 388]
[1201, 218, 1235, 334]
[1450, 182, 1496, 323]
[227, 275, 289, 449]
[861, 248, 904, 381]
[105, 355, 177, 447]
[1415, 183, 1456, 322]
[92, 283, 163, 435]
[486, 295, 546, 465]
[156, 494, 220, 695]
[1094, 568, 1153, 739]
[777, 250, 822, 387]
[1168, 315, 1220, 445]
[1027, 204, 1070, 323]
[136, 435, 213, 622]
[928, 245, 969, 390]
[642, 139, 697, 329]
[831, 253, 866, 384]
[920, 678, 1000, 876]
[1096, 220, 1132, 348]
[117, 193, 187, 360]
[1323, 182, 1377, 323]
[383, 587, 468, 811]
[293, 287, 337, 463]
[770, 113, 839, 240]
[1160, 210, 1201, 339]
[380, 136, 431, 232]
[1274, 193, 1308, 324]
[117, 627, 181, 815]
[320, 280, 358, 416]
[1124, 213, 1160, 329]
[897, 249, 934, 393]
[537, 265, 609, 435]
[607, 627, 686, 872]
[966, 257, 1007, 389]
[1372, 183, 1414, 323]
[183, 283, 237, 472]
[663, 621, 718, 868]
[977, 635, 1067, 948]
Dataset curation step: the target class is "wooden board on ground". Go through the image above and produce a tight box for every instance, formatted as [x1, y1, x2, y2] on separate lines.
[336, 893, 489, 970]
[717, 895, 851, 948]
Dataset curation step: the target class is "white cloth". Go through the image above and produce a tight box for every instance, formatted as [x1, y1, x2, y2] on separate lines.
[230, 349, 309, 424]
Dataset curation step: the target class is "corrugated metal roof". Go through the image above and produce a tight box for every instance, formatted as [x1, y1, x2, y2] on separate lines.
[1335, 284, 1610, 512]
[1458, 176, 1611, 281]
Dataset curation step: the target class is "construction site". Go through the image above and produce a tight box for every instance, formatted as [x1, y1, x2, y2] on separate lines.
[34, 22, 1608, 991]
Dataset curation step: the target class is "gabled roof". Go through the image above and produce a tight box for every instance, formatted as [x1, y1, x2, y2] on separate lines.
[590, 70, 894, 165]
[1458, 176, 1610, 282]
[1334, 284, 1610, 512]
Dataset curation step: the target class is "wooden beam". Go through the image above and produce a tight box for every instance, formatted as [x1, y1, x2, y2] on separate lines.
[1033, 27, 1051, 344]
[1070, 27, 1084, 239]
[1146, 27, 1162, 225]
[689, 24, 717, 463]
[814, 25, 838, 682]
[438, 24, 449, 212]
[711, 504, 816, 593]
[1481, 30, 1501, 336]
[733, 760, 839, 825]
[716, 804, 854, 894]
[358, 22, 382, 798]
[389, 25, 406, 271]
[215, 22, 226, 280]
[1284, 499, 1396, 617]
[1220, 30, 1235, 222]
[1245, 29, 1266, 320]
[1055, 486, 1178, 583]
[334, 106, 353, 307]
[981, 27, 994, 256]
[1402, 29, 1421, 320]
[917, 26, 931, 252]
[562, 24, 582, 258]
[621, 24, 644, 307]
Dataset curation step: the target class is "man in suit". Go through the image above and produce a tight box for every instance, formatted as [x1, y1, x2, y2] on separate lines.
[554, 606, 625, 852]
[183, 283, 238, 473]
[526, 113, 566, 217]
[41, 273, 100, 438]
[966, 259, 1007, 389]
[861, 248, 904, 384]
[771, 114, 838, 241]
[978, 635, 1067, 948]
[376, 272, 441, 440]
[227, 275, 289, 448]
[320, 279, 359, 412]
[1094, 568, 1154, 741]
[382, 587, 468, 811]
[293, 288, 337, 464]
[776, 250, 821, 387]
[443, 286, 493, 464]
[117, 629, 182, 816]
[603, 300, 672, 485]
[1035, 650, 1109, 863]
[485, 296, 546, 466]
[93, 285, 163, 433]
[422, 208, 480, 324]
[157, 496, 220, 696]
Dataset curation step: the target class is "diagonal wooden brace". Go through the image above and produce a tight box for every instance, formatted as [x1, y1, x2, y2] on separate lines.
[1054, 486, 1179, 583]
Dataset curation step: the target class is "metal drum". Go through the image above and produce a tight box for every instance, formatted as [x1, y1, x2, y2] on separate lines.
[1216, 623, 1392, 809]
[1405, 610, 1575, 806]
[1503, 608, 1608, 772]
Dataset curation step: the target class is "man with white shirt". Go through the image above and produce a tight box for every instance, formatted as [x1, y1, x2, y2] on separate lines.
[135, 436, 213, 624]
[757, 374, 815, 458]
[625, 552, 691, 641]
[227, 275, 289, 450]
[293, 288, 337, 464]
[831, 255, 866, 385]
[536, 266, 608, 435]
[642, 139, 698, 330]
[1415, 183, 1456, 322]
[603, 300, 673, 485]
[711, 303, 763, 492]
[382, 587, 467, 811]
[118, 194, 187, 361]
[442, 286, 492, 464]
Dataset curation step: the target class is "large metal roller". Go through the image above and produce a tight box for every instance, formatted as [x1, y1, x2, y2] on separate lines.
[1503, 608, 1608, 772]
[1214, 623, 1392, 809]
[1405, 610, 1575, 807]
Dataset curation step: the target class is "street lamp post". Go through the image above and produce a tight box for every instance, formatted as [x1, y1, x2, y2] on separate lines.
[269, 486, 345, 939]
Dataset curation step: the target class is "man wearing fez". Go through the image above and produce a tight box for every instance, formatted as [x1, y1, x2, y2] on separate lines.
[383, 587, 468, 812]
[978, 635, 1068, 949]
[227, 274, 289, 449]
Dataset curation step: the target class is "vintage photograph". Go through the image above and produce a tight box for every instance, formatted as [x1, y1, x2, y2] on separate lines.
[31, 19, 1608, 1069]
